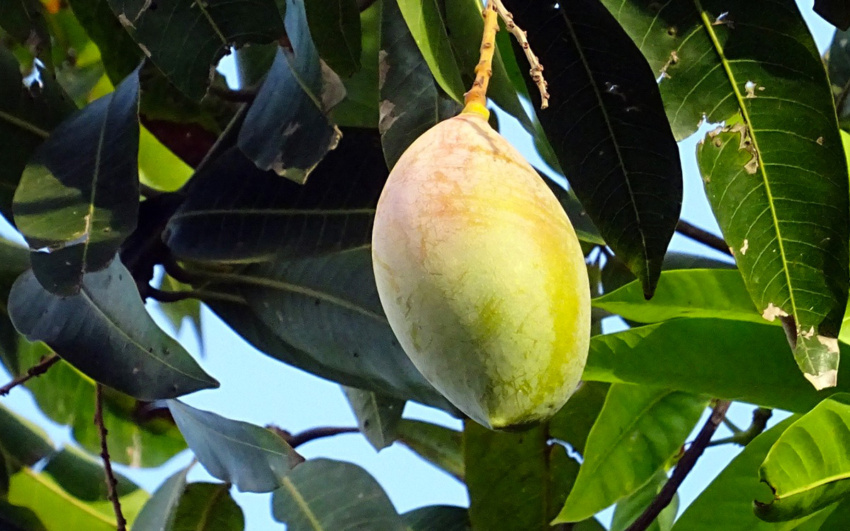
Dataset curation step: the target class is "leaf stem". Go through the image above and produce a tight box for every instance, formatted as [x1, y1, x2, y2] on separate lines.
[625, 400, 731, 531]
[94, 384, 127, 531]
[270, 426, 360, 448]
[0, 354, 60, 396]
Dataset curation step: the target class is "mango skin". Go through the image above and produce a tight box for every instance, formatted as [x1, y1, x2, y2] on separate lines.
[372, 113, 590, 430]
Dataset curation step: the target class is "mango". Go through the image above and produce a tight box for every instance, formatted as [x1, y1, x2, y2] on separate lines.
[371, 112, 590, 430]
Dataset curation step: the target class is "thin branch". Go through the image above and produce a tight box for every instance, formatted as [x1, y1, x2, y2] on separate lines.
[709, 407, 772, 447]
[95, 384, 127, 531]
[676, 219, 732, 257]
[490, 0, 549, 109]
[270, 426, 360, 448]
[0, 354, 60, 396]
[163, 255, 198, 285]
[626, 400, 731, 531]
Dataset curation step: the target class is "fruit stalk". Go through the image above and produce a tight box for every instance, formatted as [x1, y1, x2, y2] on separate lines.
[462, 3, 500, 118]
[490, 0, 549, 109]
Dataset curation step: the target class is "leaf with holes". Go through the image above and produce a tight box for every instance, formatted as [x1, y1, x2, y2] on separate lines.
[237, 0, 344, 183]
[167, 400, 303, 493]
[271, 458, 405, 531]
[8, 259, 218, 400]
[304, 0, 361, 77]
[342, 386, 403, 451]
[603, 0, 850, 388]
[502, 0, 682, 297]
[555, 385, 707, 522]
[106, 0, 284, 100]
[13, 67, 140, 295]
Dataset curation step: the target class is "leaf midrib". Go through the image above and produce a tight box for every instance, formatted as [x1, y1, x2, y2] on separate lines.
[282, 475, 325, 531]
[21, 467, 116, 526]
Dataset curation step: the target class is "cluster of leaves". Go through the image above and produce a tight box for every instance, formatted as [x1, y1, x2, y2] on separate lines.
[3, 0, 850, 529]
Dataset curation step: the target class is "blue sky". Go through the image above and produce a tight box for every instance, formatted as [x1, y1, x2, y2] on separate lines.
[0, 2, 839, 529]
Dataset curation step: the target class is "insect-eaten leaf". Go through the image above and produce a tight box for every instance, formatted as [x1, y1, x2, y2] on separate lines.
[237, 0, 344, 184]
[13, 67, 141, 296]
[8, 259, 218, 400]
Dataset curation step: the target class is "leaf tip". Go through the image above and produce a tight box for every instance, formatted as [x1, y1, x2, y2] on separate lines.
[804, 369, 838, 390]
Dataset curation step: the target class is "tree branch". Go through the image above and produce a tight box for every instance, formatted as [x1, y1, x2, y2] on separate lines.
[709, 407, 772, 447]
[626, 400, 731, 531]
[675, 220, 732, 257]
[94, 384, 127, 531]
[270, 426, 360, 448]
[0, 354, 60, 396]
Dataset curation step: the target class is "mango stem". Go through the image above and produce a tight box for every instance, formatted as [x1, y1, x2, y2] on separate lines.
[462, 3, 499, 119]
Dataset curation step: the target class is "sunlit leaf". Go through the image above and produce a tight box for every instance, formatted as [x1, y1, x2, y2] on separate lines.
[342, 386, 403, 451]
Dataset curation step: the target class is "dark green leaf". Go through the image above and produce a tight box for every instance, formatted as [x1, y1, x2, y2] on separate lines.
[106, 0, 285, 99]
[0, 0, 50, 55]
[0, 499, 46, 531]
[0, 47, 74, 222]
[9, 259, 218, 400]
[396, 419, 463, 481]
[331, 1, 380, 127]
[237, 0, 343, 184]
[548, 381, 610, 456]
[545, 178, 605, 246]
[14, 68, 140, 295]
[304, 0, 361, 77]
[503, 0, 682, 297]
[827, 28, 850, 93]
[198, 246, 455, 411]
[167, 399, 303, 493]
[394, 0, 465, 102]
[42, 446, 140, 501]
[170, 483, 244, 531]
[342, 386, 403, 451]
[403, 505, 470, 531]
[0, 403, 54, 468]
[756, 394, 850, 521]
[556, 385, 707, 522]
[817, 497, 850, 530]
[166, 129, 386, 263]
[271, 458, 405, 531]
[611, 470, 677, 531]
[68, 0, 142, 82]
[131, 467, 190, 531]
[816, 0, 850, 30]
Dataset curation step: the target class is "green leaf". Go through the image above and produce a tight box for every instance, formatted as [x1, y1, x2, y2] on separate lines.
[304, 0, 361, 77]
[394, 0, 465, 102]
[503, 0, 682, 297]
[0, 47, 74, 222]
[403, 505, 470, 531]
[396, 419, 463, 481]
[131, 467, 190, 531]
[556, 385, 707, 522]
[42, 446, 140, 502]
[827, 28, 850, 93]
[0, 403, 54, 468]
[167, 399, 303, 493]
[68, 0, 142, 82]
[594, 269, 763, 325]
[331, 1, 380, 127]
[138, 126, 193, 192]
[8, 259, 218, 400]
[816, 497, 850, 530]
[271, 458, 405, 531]
[756, 394, 850, 521]
[106, 0, 285, 99]
[13, 67, 140, 295]
[166, 129, 386, 263]
[0, 499, 46, 531]
[379, 0, 458, 168]
[548, 381, 610, 456]
[611, 470, 678, 531]
[170, 483, 245, 531]
[200, 246, 455, 411]
[237, 0, 343, 184]
[342, 386, 403, 451]
[0, 0, 50, 55]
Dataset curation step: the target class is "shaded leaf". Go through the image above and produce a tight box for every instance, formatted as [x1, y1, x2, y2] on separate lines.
[545, 178, 605, 246]
[156, 274, 202, 345]
[68, 0, 142, 82]
[0, 403, 54, 469]
[166, 129, 386, 263]
[271, 458, 405, 531]
[238, 0, 343, 183]
[0, 0, 50, 56]
[611, 469, 678, 531]
[14, 67, 140, 295]
[504, 0, 682, 297]
[106, 0, 284, 99]
[131, 467, 190, 531]
[0, 47, 74, 222]
[817, 497, 850, 530]
[395, 0, 465, 102]
[167, 399, 303, 493]
[396, 419, 463, 481]
[0, 499, 47, 531]
[556, 385, 707, 522]
[816, 0, 850, 30]
[342, 386, 403, 451]
[9, 259, 218, 400]
[170, 483, 244, 531]
[403, 505, 470, 531]
[827, 28, 850, 93]
[756, 393, 850, 521]
[304, 0, 361, 77]
[43, 446, 140, 502]
[331, 1, 380, 127]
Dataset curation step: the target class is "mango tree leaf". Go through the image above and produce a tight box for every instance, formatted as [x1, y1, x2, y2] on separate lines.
[548, 381, 610, 456]
[556, 385, 707, 522]
[68, 0, 141, 82]
[169, 483, 244, 531]
[238, 0, 343, 184]
[394, 0, 465, 102]
[756, 394, 850, 521]
[8, 259, 218, 400]
[197, 246, 455, 411]
[403, 505, 470, 531]
[0, 47, 74, 222]
[304, 0, 361, 77]
[594, 269, 763, 325]
[0, 403, 54, 469]
[342, 386, 403, 451]
[584, 319, 850, 413]
[105, 0, 284, 100]
[166, 129, 386, 263]
[13, 67, 140, 295]
[42, 446, 140, 502]
[816, 0, 850, 30]
[396, 419, 463, 481]
[271, 458, 405, 531]
[828, 28, 850, 92]
[131, 467, 190, 531]
[0, 0, 50, 59]
[816, 497, 850, 530]
[611, 470, 678, 531]
[503, 0, 682, 297]
[0, 499, 46, 531]
[331, 1, 380, 128]
[167, 399, 303, 493]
